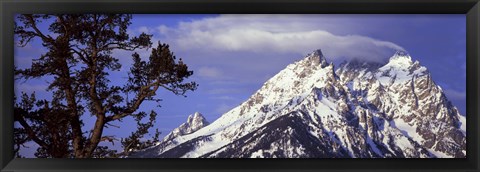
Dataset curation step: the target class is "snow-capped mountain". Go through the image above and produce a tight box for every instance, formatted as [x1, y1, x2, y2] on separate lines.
[128, 49, 466, 158]
[163, 112, 210, 141]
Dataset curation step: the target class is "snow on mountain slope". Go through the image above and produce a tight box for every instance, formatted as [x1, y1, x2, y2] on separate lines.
[163, 112, 210, 141]
[128, 49, 466, 158]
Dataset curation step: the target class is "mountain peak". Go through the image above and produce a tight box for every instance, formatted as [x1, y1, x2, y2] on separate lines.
[306, 49, 328, 67]
[389, 50, 412, 64]
[186, 112, 209, 127]
[163, 112, 209, 141]
[130, 49, 465, 159]
[394, 50, 409, 57]
[312, 49, 324, 57]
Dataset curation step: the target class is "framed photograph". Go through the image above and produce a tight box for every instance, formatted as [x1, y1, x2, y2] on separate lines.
[1, 0, 479, 171]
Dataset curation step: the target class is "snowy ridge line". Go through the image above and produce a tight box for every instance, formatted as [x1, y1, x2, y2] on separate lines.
[128, 49, 466, 158]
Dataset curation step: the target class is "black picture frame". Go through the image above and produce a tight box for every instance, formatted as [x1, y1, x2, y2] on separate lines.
[1, 0, 479, 171]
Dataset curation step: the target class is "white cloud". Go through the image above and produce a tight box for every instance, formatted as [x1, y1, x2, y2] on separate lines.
[157, 25, 170, 35]
[157, 14, 404, 63]
[212, 96, 236, 101]
[118, 15, 408, 88]
[138, 26, 153, 34]
[197, 66, 223, 79]
[207, 88, 244, 95]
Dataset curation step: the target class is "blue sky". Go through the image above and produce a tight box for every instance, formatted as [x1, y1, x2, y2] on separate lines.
[15, 14, 466, 157]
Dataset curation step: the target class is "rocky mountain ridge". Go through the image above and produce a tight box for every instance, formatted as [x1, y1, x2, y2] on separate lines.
[128, 49, 466, 158]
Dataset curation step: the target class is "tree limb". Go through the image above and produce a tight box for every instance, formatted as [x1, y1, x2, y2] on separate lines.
[100, 136, 117, 145]
[105, 80, 163, 123]
[15, 113, 50, 151]
[24, 15, 54, 43]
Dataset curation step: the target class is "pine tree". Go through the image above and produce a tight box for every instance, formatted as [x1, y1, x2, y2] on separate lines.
[14, 14, 198, 158]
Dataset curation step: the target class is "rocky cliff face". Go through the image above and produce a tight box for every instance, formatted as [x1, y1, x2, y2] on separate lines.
[128, 50, 466, 158]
